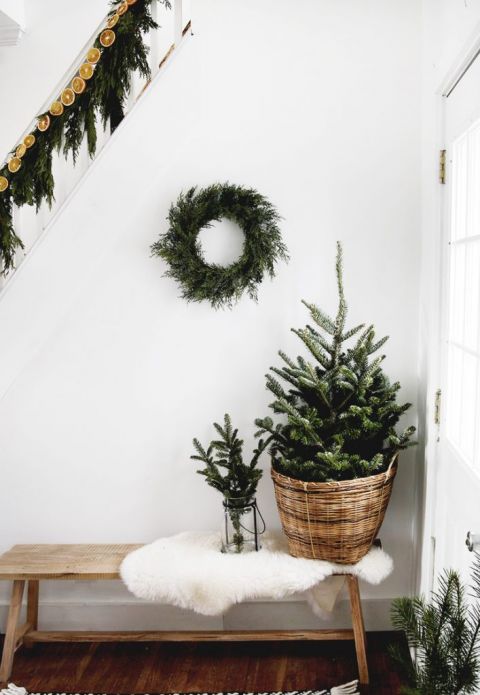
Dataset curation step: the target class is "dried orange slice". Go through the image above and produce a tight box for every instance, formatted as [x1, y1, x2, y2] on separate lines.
[71, 76, 86, 94]
[0, 176, 8, 192]
[50, 100, 64, 116]
[79, 63, 94, 80]
[87, 47, 101, 64]
[100, 29, 115, 47]
[107, 13, 119, 28]
[8, 157, 21, 173]
[117, 2, 128, 15]
[61, 88, 75, 106]
[37, 114, 50, 131]
[15, 143, 26, 158]
[24, 134, 36, 148]
[127, 0, 138, 4]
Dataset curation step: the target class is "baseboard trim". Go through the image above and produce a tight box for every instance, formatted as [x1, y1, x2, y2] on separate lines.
[0, 597, 393, 633]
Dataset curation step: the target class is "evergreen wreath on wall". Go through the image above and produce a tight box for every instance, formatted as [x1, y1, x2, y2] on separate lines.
[151, 183, 288, 309]
[0, 0, 170, 274]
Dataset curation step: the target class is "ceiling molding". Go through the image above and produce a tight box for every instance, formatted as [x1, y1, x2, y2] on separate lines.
[0, 23, 24, 46]
[0, 5, 25, 47]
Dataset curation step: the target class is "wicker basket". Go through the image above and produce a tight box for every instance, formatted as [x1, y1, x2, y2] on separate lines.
[271, 455, 398, 564]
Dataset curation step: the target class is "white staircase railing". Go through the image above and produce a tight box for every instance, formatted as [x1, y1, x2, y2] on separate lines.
[0, 0, 191, 290]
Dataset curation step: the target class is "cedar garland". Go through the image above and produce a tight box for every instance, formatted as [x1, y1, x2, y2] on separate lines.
[0, 0, 170, 274]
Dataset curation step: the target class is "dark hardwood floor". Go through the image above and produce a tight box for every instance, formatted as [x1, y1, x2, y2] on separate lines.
[0, 632, 406, 695]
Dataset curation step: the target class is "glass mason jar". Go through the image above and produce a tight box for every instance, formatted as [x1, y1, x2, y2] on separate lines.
[221, 496, 264, 554]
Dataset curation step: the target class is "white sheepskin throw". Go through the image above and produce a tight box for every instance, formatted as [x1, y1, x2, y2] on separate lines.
[120, 531, 392, 617]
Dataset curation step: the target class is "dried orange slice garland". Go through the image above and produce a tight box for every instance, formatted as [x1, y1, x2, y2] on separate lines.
[0, 0, 161, 273]
[4, 8, 121, 189]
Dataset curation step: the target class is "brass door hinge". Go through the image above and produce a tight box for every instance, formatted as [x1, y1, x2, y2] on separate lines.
[434, 388, 442, 425]
[439, 150, 446, 184]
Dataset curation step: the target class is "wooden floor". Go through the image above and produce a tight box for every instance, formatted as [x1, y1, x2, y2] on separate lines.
[0, 632, 406, 694]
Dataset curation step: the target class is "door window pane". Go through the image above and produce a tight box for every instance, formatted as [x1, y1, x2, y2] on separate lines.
[446, 119, 480, 472]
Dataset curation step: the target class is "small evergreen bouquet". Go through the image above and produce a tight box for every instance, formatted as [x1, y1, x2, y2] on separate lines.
[255, 242, 415, 482]
[191, 414, 268, 552]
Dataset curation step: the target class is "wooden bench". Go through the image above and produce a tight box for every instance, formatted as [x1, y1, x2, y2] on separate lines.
[0, 544, 369, 684]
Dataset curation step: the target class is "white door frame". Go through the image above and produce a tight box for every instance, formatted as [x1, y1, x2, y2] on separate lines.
[418, 23, 480, 596]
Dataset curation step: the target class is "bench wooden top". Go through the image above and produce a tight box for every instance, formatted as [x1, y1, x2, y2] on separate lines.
[0, 544, 142, 580]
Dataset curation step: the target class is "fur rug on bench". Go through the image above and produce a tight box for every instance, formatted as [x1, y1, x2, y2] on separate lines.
[120, 531, 392, 616]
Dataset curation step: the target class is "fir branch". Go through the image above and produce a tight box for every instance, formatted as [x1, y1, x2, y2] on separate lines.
[191, 414, 267, 501]
[391, 555, 480, 695]
[301, 299, 336, 335]
[291, 327, 330, 368]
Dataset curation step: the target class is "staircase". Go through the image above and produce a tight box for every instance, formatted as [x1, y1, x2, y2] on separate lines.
[0, 0, 194, 399]
[0, 0, 191, 288]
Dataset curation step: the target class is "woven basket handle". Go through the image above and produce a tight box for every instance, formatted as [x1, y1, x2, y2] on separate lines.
[387, 452, 399, 472]
[367, 452, 399, 549]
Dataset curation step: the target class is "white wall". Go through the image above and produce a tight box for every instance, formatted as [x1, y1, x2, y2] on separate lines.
[0, 1, 24, 28]
[0, 0, 421, 630]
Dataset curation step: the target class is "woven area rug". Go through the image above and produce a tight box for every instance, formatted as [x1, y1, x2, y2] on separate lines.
[1, 683, 360, 695]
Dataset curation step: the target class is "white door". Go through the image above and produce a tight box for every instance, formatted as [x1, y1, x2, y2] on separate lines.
[433, 53, 480, 584]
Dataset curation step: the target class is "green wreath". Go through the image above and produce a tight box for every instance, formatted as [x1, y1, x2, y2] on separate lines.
[151, 183, 288, 309]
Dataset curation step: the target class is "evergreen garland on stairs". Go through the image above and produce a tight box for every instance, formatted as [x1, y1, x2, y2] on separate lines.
[255, 242, 416, 482]
[0, 0, 170, 274]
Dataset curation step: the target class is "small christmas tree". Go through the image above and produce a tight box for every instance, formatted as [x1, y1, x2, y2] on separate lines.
[255, 242, 415, 482]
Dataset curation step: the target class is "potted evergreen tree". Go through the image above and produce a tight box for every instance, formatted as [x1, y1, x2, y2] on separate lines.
[255, 242, 415, 563]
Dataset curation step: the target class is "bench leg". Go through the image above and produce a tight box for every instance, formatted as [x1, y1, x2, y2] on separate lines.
[347, 575, 369, 685]
[0, 580, 25, 682]
[24, 580, 39, 648]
